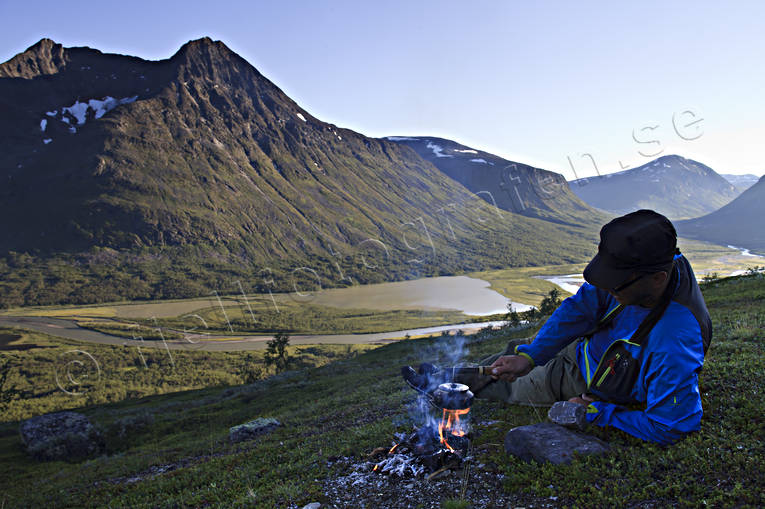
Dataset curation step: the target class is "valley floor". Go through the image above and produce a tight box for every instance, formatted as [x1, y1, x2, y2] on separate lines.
[0, 239, 759, 347]
[0, 271, 763, 507]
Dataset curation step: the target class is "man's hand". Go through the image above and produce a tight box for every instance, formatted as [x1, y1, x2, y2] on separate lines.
[489, 355, 533, 382]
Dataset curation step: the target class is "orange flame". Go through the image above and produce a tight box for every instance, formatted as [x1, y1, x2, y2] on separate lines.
[389, 443, 399, 454]
[438, 407, 470, 451]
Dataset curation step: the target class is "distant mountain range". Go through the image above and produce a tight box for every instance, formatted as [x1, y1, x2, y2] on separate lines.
[721, 173, 762, 193]
[0, 38, 605, 306]
[676, 175, 765, 255]
[568, 155, 739, 220]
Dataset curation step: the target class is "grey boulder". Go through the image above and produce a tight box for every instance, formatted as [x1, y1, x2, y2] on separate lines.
[229, 417, 281, 443]
[19, 411, 104, 462]
[504, 422, 609, 464]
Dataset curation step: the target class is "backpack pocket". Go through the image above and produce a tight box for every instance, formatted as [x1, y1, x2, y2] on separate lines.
[589, 341, 641, 404]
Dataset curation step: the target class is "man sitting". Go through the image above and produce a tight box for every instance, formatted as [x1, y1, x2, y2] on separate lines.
[405, 210, 711, 445]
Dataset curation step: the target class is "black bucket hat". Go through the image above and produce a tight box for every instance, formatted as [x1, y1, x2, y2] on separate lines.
[583, 209, 679, 290]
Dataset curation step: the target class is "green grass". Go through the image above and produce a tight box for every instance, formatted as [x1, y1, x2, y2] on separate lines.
[0, 328, 377, 424]
[0, 272, 763, 507]
[469, 263, 582, 305]
[441, 499, 472, 509]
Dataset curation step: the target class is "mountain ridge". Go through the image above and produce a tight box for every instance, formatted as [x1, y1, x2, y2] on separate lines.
[384, 136, 606, 228]
[721, 173, 761, 193]
[0, 38, 601, 307]
[568, 154, 739, 220]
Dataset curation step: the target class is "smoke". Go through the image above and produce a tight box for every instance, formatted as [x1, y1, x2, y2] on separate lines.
[442, 333, 469, 366]
[401, 333, 473, 444]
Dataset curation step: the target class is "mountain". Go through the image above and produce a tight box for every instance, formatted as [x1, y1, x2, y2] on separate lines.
[721, 173, 761, 193]
[568, 155, 739, 220]
[676, 175, 765, 255]
[0, 38, 601, 307]
[384, 136, 605, 227]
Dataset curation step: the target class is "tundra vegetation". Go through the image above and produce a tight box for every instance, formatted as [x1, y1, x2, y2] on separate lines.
[0, 271, 762, 507]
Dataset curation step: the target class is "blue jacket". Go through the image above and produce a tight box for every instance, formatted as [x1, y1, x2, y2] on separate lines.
[516, 254, 711, 445]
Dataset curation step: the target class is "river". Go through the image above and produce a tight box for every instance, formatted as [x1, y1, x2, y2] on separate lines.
[0, 315, 513, 351]
[0, 275, 533, 351]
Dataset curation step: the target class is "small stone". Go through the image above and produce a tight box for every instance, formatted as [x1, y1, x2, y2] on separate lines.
[302, 503, 321, 509]
[229, 417, 281, 443]
[504, 422, 609, 464]
[548, 401, 587, 430]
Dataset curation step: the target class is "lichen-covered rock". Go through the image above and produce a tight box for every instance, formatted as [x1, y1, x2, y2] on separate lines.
[19, 411, 104, 462]
[229, 417, 281, 443]
[504, 422, 609, 464]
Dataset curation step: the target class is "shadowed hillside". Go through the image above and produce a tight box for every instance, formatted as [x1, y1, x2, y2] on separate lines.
[676, 175, 765, 255]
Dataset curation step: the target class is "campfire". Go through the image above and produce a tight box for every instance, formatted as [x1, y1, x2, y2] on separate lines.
[371, 383, 474, 478]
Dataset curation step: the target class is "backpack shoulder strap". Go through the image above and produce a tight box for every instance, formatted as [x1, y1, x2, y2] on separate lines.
[629, 260, 679, 346]
[582, 302, 625, 338]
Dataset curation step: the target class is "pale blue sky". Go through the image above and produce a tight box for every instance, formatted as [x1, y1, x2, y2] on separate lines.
[2, 1, 763, 177]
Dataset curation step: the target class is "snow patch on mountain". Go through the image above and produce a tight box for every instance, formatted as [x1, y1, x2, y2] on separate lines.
[470, 158, 488, 164]
[426, 141, 453, 158]
[296, 113, 307, 122]
[386, 136, 419, 141]
[59, 96, 138, 126]
[64, 101, 89, 124]
[40, 119, 47, 132]
[454, 149, 478, 154]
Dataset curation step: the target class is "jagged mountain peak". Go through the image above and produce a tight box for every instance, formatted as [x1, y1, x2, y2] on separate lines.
[0, 38, 68, 78]
[168, 36, 266, 87]
[0, 36, 243, 82]
[26, 37, 60, 52]
[171, 37, 237, 61]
